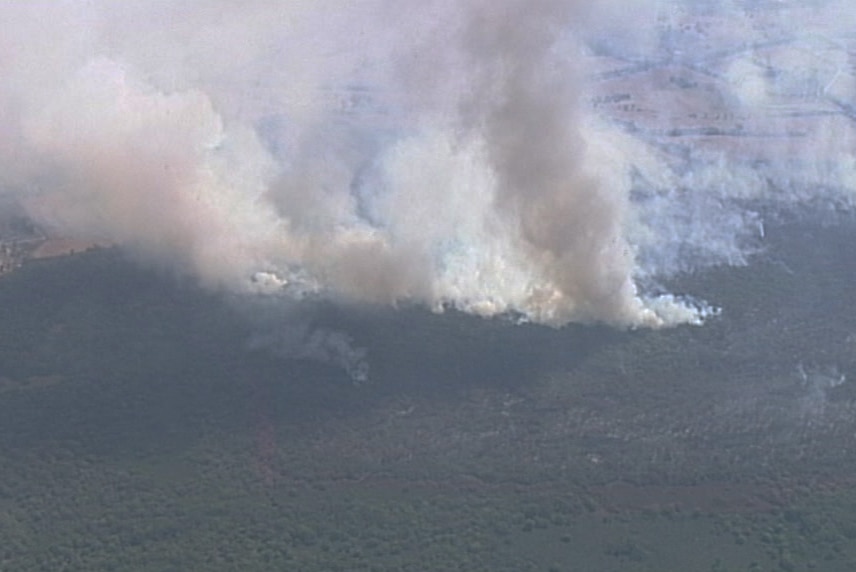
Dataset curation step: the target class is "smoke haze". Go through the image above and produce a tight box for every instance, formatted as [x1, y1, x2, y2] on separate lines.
[1, 1, 854, 328]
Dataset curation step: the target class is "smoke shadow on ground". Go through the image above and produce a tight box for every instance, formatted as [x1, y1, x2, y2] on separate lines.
[0, 246, 627, 461]
[2, 209, 856, 476]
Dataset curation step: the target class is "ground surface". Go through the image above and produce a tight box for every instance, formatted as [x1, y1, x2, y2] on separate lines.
[1, 214, 856, 571]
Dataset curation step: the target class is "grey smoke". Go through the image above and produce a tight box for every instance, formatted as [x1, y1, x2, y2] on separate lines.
[1, 1, 854, 330]
[247, 324, 369, 384]
[796, 363, 846, 416]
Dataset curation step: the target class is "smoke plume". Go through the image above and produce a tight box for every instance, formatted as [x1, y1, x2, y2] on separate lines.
[1, 1, 854, 329]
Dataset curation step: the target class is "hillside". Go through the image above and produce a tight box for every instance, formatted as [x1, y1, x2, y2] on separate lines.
[1, 212, 856, 571]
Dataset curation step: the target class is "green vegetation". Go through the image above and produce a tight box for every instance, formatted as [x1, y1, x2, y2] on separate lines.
[1, 218, 856, 570]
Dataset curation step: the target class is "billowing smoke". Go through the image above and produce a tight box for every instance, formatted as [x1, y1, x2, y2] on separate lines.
[1, 1, 854, 330]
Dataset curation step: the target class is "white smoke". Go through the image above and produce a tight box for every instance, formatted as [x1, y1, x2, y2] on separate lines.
[1, 1, 854, 330]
